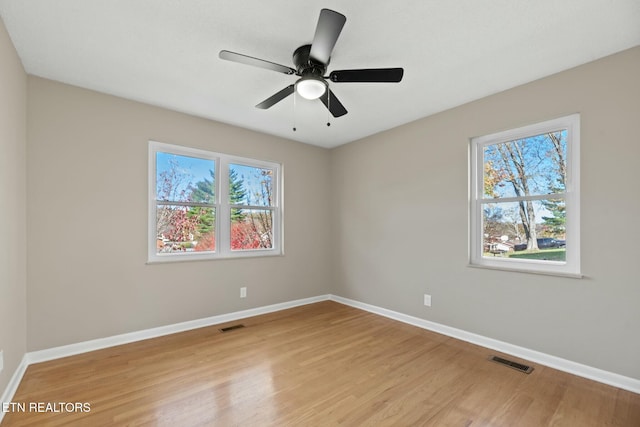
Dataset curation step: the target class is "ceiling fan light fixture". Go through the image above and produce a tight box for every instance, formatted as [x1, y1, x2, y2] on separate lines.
[296, 76, 327, 100]
[220, 9, 402, 118]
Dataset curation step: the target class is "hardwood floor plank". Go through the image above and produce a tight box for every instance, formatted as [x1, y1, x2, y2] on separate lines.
[2, 301, 639, 426]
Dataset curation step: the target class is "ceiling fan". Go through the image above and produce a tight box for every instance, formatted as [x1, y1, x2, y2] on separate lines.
[219, 9, 404, 118]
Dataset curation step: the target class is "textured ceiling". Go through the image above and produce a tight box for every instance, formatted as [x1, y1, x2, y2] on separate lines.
[1, 0, 639, 148]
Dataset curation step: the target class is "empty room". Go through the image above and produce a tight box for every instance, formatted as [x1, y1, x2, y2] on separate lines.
[1, 1, 639, 426]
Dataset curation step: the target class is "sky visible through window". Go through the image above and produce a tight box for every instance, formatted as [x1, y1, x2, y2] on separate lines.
[156, 153, 272, 205]
[482, 130, 567, 224]
[156, 152, 214, 202]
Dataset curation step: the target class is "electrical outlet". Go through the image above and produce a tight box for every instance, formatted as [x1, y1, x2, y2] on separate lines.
[240, 287, 247, 298]
[424, 294, 432, 307]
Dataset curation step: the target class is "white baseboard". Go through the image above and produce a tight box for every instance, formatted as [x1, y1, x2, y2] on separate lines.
[329, 294, 640, 395]
[2, 291, 638, 413]
[0, 354, 29, 424]
[27, 294, 330, 365]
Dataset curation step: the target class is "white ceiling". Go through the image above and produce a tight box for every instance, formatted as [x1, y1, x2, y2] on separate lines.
[1, 1, 639, 148]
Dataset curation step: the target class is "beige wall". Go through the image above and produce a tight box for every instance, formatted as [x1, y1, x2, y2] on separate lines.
[5, 26, 638, 387]
[26, 77, 331, 350]
[0, 17, 27, 393]
[330, 46, 640, 379]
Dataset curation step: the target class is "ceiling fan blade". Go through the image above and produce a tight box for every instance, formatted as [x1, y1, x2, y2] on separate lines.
[319, 89, 347, 117]
[256, 85, 295, 109]
[309, 9, 346, 65]
[219, 50, 296, 75]
[329, 68, 404, 83]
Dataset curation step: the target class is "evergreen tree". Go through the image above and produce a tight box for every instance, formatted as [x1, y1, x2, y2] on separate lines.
[188, 170, 215, 236]
[229, 168, 247, 222]
[541, 198, 565, 236]
[187, 168, 248, 238]
[191, 170, 215, 203]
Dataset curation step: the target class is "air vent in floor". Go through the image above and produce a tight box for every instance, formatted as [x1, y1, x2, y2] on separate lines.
[219, 324, 245, 333]
[489, 355, 534, 374]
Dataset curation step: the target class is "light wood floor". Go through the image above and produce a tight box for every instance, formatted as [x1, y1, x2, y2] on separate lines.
[2, 301, 639, 426]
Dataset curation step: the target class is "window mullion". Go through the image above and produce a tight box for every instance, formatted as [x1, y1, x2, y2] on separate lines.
[218, 159, 230, 256]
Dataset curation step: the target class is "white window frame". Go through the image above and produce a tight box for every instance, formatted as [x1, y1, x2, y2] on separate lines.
[469, 114, 581, 277]
[148, 141, 283, 263]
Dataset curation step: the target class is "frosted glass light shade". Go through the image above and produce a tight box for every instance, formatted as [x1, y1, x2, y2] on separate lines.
[296, 78, 326, 100]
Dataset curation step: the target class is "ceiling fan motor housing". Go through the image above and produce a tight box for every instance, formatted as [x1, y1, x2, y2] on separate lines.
[293, 44, 327, 77]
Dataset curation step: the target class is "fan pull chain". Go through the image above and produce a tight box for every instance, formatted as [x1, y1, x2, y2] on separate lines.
[292, 86, 297, 132]
[326, 85, 331, 127]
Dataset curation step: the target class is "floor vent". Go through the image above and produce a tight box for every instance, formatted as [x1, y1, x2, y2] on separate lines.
[219, 324, 245, 333]
[489, 355, 534, 374]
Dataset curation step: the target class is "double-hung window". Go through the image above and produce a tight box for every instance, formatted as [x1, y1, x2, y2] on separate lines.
[148, 141, 282, 262]
[469, 114, 580, 276]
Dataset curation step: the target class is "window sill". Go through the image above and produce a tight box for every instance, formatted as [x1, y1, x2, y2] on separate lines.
[147, 251, 284, 264]
[467, 263, 583, 279]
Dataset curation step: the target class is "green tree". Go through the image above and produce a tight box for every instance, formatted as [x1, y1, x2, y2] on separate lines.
[229, 168, 247, 222]
[541, 198, 565, 236]
[188, 170, 215, 236]
[186, 168, 248, 238]
[190, 169, 215, 203]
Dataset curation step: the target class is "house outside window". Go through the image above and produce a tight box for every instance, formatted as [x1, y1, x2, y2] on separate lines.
[148, 141, 282, 262]
[469, 114, 580, 276]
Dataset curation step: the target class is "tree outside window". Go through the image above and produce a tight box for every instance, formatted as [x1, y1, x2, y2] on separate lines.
[149, 142, 281, 262]
[470, 114, 580, 276]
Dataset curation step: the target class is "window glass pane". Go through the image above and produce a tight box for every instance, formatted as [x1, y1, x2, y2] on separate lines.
[229, 163, 274, 207]
[482, 200, 565, 261]
[156, 205, 215, 253]
[230, 209, 273, 250]
[156, 152, 215, 203]
[483, 131, 566, 199]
